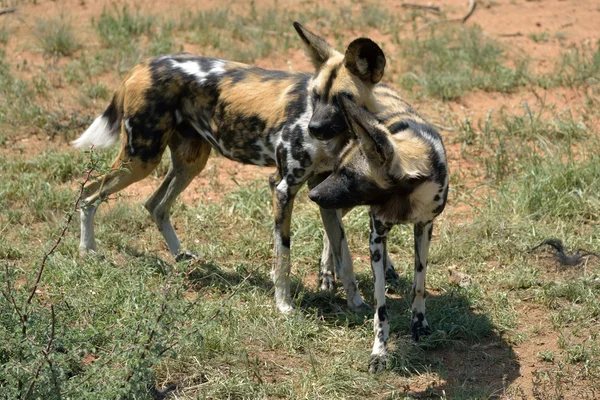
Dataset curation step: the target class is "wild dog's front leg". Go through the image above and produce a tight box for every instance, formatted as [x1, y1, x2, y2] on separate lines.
[411, 222, 434, 341]
[307, 174, 337, 292]
[318, 233, 336, 292]
[319, 208, 366, 311]
[368, 212, 392, 373]
[270, 179, 299, 314]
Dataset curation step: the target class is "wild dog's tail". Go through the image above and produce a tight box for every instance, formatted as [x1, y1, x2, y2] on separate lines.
[72, 85, 125, 149]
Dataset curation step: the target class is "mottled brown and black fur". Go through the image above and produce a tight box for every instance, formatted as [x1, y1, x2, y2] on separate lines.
[309, 94, 448, 373]
[73, 23, 388, 314]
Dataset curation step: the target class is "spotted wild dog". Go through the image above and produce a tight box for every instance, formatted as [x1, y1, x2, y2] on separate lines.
[72, 22, 393, 314]
[308, 94, 449, 373]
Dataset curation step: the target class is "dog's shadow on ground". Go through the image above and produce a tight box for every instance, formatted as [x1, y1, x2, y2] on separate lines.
[151, 255, 519, 398]
[301, 271, 520, 397]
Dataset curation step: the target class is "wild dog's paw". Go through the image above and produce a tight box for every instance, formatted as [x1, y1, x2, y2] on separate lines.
[319, 273, 337, 293]
[410, 313, 431, 342]
[175, 251, 198, 262]
[348, 297, 372, 315]
[276, 302, 295, 315]
[368, 354, 388, 374]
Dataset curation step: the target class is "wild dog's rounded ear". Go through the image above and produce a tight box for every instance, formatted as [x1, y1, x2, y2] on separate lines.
[338, 93, 393, 164]
[344, 38, 386, 84]
[293, 22, 335, 69]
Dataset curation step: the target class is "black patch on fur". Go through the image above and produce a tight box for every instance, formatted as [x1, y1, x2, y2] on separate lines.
[414, 224, 423, 270]
[281, 235, 291, 248]
[372, 218, 390, 236]
[284, 76, 310, 121]
[292, 168, 305, 178]
[371, 249, 382, 263]
[322, 65, 339, 101]
[388, 120, 410, 134]
[290, 125, 312, 168]
[276, 145, 289, 178]
[377, 305, 388, 323]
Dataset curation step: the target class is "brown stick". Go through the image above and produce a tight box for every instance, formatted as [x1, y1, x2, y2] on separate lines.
[0, 7, 16, 16]
[461, 0, 477, 23]
[25, 151, 96, 307]
[22, 305, 56, 400]
[402, 3, 441, 14]
[416, 0, 478, 32]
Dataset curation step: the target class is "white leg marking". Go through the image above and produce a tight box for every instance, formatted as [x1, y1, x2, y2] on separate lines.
[411, 222, 433, 341]
[80, 205, 97, 252]
[271, 180, 293, 314]
[319, 232, 336, 292]
[369, 212, 391, 373]
[320, 208, 365, 311]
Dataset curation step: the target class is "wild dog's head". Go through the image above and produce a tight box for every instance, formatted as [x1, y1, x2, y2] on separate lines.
[293, 22, 386, 140]
[308, 94, 432, 211]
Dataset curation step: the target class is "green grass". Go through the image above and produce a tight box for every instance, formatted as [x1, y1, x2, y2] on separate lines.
[34, 17, 80, 57]
[0, 26, 8, 45]
[530, 32, 549, 43]
[399, 25, 530, 100]
[2, 116, 598, 397]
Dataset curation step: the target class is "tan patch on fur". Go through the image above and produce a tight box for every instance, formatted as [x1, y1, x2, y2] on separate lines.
[409, 181, 442, 223]
[177, 137, 212, 164]
[123, 64, 153, 116]
[311, 56, 378, 110]
[218, 73, 298, 129]
[392, 135, 432, 178]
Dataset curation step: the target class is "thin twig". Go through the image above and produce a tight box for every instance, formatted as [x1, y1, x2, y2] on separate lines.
[417, 0, 477, 32]
[22, 306, 56, 400]
[461, 0, 477, 23]
[2, 264, 27, 335]
[25, 150, 96, 307]
[431, 121, 456, 132]
[401, 3, 441, 14]
[124, 284, 171, 383]
[498, 32, 523, 37]
[0, 7, 17, 16]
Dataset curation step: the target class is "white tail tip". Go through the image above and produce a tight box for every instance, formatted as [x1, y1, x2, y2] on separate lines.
[72, 115, 118, 149]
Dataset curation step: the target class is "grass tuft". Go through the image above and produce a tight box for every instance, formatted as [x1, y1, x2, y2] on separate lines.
[400, 25, 529, 100]
[35, 17, 80, 57]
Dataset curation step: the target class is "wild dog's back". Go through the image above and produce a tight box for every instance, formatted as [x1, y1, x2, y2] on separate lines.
[136, 54, 314, 166]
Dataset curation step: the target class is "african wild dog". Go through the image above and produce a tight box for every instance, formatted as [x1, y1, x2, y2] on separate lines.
[72, 22, 392, 314]
[309, 94, 449, 373]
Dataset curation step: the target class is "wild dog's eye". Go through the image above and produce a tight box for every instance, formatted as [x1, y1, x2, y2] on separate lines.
[338, 92, 354, 103]
[312, 90, 321, 105]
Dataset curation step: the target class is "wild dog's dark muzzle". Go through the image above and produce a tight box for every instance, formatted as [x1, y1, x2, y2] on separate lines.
[309, 175, 356, 209]
[308, 105, 348, 140]
[308, 120, 330, 140]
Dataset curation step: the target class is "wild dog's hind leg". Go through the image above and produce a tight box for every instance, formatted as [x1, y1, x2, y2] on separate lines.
[144, 134, 211, 260]
[411, 221, 434, 341]
[79, 149, 161, 253]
